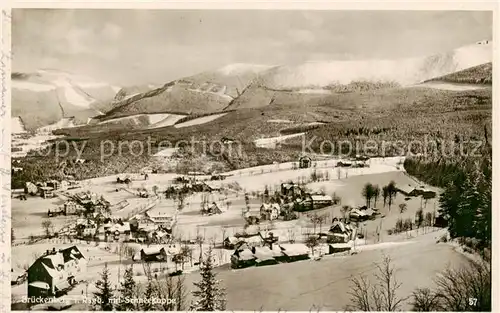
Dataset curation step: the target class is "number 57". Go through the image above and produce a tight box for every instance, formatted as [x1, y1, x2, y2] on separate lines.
[469, 298, 478, 306]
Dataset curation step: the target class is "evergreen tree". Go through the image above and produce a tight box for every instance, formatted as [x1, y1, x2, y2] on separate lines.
[382, 186, 389, 207]
[361, 183, 374, 207]
[117, 266, 137, 311]
[142, 277, 158, 311]
[373, 185, 380, 207]
[93, 263, 114, 311]
[190, 247, 226, 311]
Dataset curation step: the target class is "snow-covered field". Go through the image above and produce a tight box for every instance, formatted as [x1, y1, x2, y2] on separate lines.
[413, 82, 489, 91]
[12, 155, 448, 311]
[254, 132, 306, 148]
[174, 113, 227, 128]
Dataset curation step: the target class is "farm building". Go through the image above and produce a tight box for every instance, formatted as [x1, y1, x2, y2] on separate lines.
[278, 244, 310, 262]
[253, 246, 278, 267]
[27, 246, 87, 298]
[231, 249, 256, 269]
[260, 203, 281, 221]
[396, 184, 420, 197]
[299, 156, 312, 169]
[328, 243, 352, 254]
[139, 247, 167, 262]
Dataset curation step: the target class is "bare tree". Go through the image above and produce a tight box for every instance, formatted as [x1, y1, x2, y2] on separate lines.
[41, 219, 53, 238]
[305, 235, 319, 256]
[411, 288, 442, 311]
[347, 255, 406, 311]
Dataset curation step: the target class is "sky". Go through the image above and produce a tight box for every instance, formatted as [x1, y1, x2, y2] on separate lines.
[12, 10, 492, 86]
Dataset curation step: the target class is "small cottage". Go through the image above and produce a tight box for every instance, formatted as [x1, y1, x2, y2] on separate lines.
[279, 244, 310, 262]
[231, 249, 256, 269]
[299, 156, 312, 169]
[139, 247, 167, 262]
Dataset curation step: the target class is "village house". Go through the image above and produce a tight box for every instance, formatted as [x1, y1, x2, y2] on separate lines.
[63, 201, 84, 215]
[27, 246, 87, 298]
[328, 243, 352, 254]
[260, 203, 281, 221]
[145, 211, 175, 229]
[328, 221, 353, 243]
[231, 248, 256, 269]
[297, 194, 333, 211]
[46, 180, 60, 190]
[223, 236, 241, 249]
[278, 244, 310, 262]
[299, 156, 312, 169]
[201, 202, 224, 215]
[253, 246, 278, 266]
[39, 186, 54, 199]
[138, 247, 167, 262]
[106, 222, 132, 242]
[11, 269, 27, 285]
[336, 160, 353, 167]
[396, 184, 420, 197]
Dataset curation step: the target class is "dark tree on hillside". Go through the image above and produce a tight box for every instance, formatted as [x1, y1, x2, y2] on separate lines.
[190, 247, 226, 311]
[93, 263, 114, 311]
[362, 183, 375, 207]
[373, 185, 381, 207]
[382, 186, 389, 207]
[386, 181, 397, 211]
[117, 266, 137, 311]
[142, 277, 158, 311]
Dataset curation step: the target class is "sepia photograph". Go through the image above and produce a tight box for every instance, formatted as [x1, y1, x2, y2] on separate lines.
[8, 7, 494, 311]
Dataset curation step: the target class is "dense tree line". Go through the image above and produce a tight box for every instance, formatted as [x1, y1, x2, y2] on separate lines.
[404, 155, 491, 251]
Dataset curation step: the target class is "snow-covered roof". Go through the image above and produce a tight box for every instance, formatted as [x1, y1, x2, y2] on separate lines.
[253, 246, 276, 261]
[141, 246, 164, 255]
[237, 249, 256, 261]
[310, 195, 332, 202]
[28, 281, 50, 290]
[397, 184, 418, 194]
[279, 243, 309, 256]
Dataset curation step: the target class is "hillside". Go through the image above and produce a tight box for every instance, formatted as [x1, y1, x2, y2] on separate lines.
[257, 41, 491, 89]
[424, 62, 492, 85]
[98, 63, 272, 121]
[11, 69, 120, 130]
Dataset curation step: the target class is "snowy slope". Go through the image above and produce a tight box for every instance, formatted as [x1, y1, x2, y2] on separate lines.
[260, 41, 492, 89]
[11, 69, 120, 130]
[11, 117, 27, 134]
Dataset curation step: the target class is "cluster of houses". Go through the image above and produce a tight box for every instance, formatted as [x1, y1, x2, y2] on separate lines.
[132, 244, 182, 262]
[24, 180, 80, 198]
[26, 246, 87, 298]
[229, 222, 356, 269]
[396, 184, 437, 198]
[348, 206, 379, 222]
